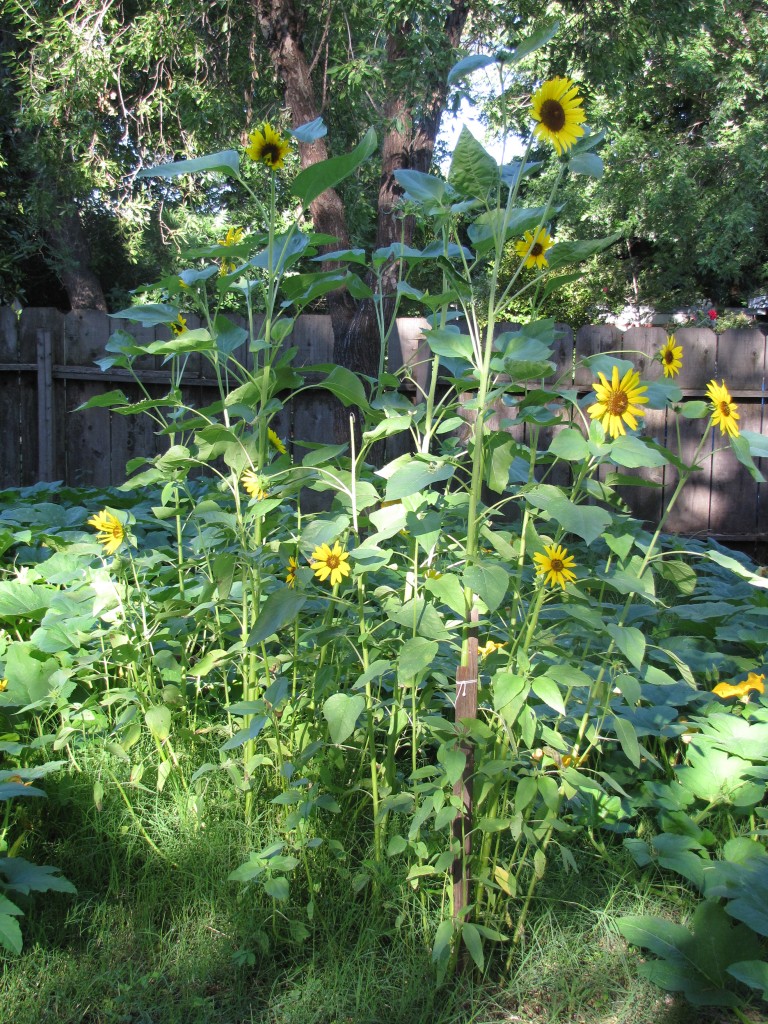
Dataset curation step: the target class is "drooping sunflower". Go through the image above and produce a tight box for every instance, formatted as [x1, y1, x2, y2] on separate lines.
[659, 336, 683, 378]
[706, 379, 740, 438]
[587, 365, 648, 438]
[533, 544, 577, 589]
[245, 123, 291, 169]
[87, 509, 125, 556]
[169, 313, 187, 336]
[241, 470, 269, 500]
[268, 428, 287, 455]
[286, 556, 298, 588]
[310, 542, 351, 587]
[530, 77, 586, 156]
[713, 672, 764, 700]
[514, 227, 553, 269]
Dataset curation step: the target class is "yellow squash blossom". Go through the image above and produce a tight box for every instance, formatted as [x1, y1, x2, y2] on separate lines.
[87, 509, 125, 556]
[713, 672, 765, 701]
[286, 556, 298, 588]
[245, 123, 291, 169]
[241, 470, 269, 500]
[478, 640, 506, 658]
[268, 428, 287, 455]
[533, 544, 577, 589]
[706, 379, 740, 438]
[659, 336, 683, 378]
[310, 542, 351, 587]
[588, 365, 648, 438]
[515, 227, 553, 269]
[530, 77, 586, 156]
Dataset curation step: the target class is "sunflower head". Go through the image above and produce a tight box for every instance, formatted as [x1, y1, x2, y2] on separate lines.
[169, 313, 187, 336]
[533, 543, 577, 590]
[514, 227, 553, 269]
[706, 379, 740, 438]
[245, 123, 291, 169]
[87, 509, 126, 556]
[587, 365, 648, 438]
[530, 77, 586, 157]
[310, 541, 351, 587]
[241, 470, 269, 500]
[268, 428, 287, 455]
[659, 336, 683, 378]
[218, 226, 244, 248]
[286, 556, 298, 588]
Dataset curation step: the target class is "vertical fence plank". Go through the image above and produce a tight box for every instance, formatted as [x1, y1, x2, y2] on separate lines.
[0, 307, 21, 489]
[61, 310, 114, 488]
[18, 309, 61, 487]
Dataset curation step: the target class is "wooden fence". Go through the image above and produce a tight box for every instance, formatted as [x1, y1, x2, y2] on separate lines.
[1, 307, 767, 541]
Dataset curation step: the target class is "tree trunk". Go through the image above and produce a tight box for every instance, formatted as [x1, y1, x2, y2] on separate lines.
[252, 0, 469, 443]
[45, 209, 107, 311]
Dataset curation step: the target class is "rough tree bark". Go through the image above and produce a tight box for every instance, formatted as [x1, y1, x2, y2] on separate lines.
[251, 0, 470, 394]
[45, 209, 108, 311]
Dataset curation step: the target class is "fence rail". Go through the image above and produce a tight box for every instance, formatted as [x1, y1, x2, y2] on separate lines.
[1, 308, 767, 541]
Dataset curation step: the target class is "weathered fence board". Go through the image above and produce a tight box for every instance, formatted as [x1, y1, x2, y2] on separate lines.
[1, 308, 766, 542]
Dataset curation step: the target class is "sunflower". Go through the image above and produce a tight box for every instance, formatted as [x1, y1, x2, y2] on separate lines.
[514, 227, 553, 269]
[533, 544, 577, 589]
[659, 336, 683, 378]
[169, 313, 187, 336]
[218, 226, 244, 247]
[530, 77, 586, 156]
[712, 672, 764, 700]
[241, 470, 269, 500]
[268, 428, 287, 455]
[87, 509, 125, 556]
[286, 556, 298, 588]
[587, 365, 648, 438]
[245, 123, 291, 169]
[706, 379, 740, 438]
[0, 678, 7, 692]
[310, 542, 351, 587]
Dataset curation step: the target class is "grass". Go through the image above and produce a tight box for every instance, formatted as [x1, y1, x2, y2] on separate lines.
[1, 746, 755, 1024]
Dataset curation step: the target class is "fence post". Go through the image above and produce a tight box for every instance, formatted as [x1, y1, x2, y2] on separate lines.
[36, 329, 54, 481]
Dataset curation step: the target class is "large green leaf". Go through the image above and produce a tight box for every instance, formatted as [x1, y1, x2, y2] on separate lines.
[292, 128, 377, 207]
[323, 693, 366, 744]
[546, 232, 622, 270]
[463, 563, 508, 612]
[448, 127, 499, 200]
[381, 457, 455, 501]
[247, 589, 308, 647]
[525, 484, 612, 545]
[136, 149, 241, 180]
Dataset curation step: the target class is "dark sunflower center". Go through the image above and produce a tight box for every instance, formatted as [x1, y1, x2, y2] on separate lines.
[262, 144, 281, 164]
[530, 243, 544, 257]
[111, 524, 123, 538]
[326, 554, 340, 569]
[719, 401, 732, 418]
[608, 390, 629, 415]
[664, 350, 674, 364]
[551, 558, 563, 572]
[540, 98, 566, 132]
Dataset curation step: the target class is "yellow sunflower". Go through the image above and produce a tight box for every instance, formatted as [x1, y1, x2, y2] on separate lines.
[218, 226, 244, 247]
[245, 123, 291, 169]
[514, 227, 553, 269]
[310, 542, 351, 587]
[713, 672, 764, 701]
[706, 379, 740, 438]
[241, 470, 269, 500]
[268, 428, 287, 455]
[0, 678, 8, 692]
[169, 313, 187, 336]
[530, 77, 586, 156]
[659, 336, 683, 378]
[286, 556, 298, 588]
[87, 509, 125, 556]
[587, 365, 648, 438]
[533, 544, 577, 589]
